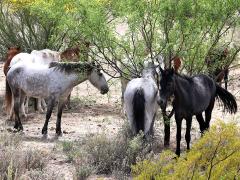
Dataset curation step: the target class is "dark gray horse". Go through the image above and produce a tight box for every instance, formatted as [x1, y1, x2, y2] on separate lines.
[158, 68, 237, 156]
[6, 61, 109, 135]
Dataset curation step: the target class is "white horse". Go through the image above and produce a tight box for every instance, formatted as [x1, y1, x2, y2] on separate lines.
[6, 61, 109, 135]
[124, 63, 159, 137]
[8, 49, 60, 118]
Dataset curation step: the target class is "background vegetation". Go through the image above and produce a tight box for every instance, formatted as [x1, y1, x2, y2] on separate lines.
[4, 0, 240, 78]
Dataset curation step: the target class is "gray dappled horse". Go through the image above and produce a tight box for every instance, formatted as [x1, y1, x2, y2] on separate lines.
[124, 64, 159, 137]
[6, 61, 109, 135]
[158, 68, 237, 156]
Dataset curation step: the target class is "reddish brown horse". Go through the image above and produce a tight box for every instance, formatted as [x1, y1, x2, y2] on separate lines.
[3, 47, 21, 114]
[60, 41, 90, 62]
[172, 56, 182, 73]
[3, 46, 21, 76]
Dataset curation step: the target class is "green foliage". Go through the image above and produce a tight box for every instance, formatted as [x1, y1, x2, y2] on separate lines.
[132, 121, 240, 180]
[0, 0, 68, 60]
[5, 0, 240, 76]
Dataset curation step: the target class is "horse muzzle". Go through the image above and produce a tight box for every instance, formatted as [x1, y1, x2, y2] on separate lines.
[159, 99, 167, 110]
[100, 86, 109, 94]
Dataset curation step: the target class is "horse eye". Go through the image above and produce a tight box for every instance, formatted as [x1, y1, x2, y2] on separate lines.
[99, 72, 103, 76]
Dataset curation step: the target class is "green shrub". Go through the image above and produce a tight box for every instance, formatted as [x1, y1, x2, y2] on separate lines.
[132, 121, 240, 180]
[62, 122, 149, 179]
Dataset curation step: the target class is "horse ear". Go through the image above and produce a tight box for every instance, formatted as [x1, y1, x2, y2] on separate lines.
[90, 61, 95, 66]
[7, 47, 10, 50]
[159, 66, 164, 74]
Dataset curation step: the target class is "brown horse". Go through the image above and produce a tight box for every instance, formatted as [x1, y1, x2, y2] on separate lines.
[60, 41, 91, 108]
[3, 47, 21, 114]
[3, 46, 21, 76]
[172, 56, 182, 73]
[60, 41, 90, 62]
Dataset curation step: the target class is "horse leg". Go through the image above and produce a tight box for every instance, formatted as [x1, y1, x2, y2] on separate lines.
[20, 92, 27, 119]
[25, 96, 29, 114]
[33, 98, 37, 111]
[41, 99, 47, 111]
[205, 99, 215, 129]
[224, 69, 229, 90]
[56, 98, 67, 135]
[37, 98, 44, 113]
[42, 98, 55, 135]
[13, 90, 23, 131]
[149, 113, 156, 136]
[185, 116, 192, 150]
[65, 94, 71, 109]
[175, 115, 183, 156]
[196, 113, 206, 134]
[163, 111, 170, 147]
[9, 95, 15, 121]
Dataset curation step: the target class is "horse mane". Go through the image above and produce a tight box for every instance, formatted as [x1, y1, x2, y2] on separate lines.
[49, 62, 93, 74]
[3, 47, 21, 76]
[174, 72, 193, 82]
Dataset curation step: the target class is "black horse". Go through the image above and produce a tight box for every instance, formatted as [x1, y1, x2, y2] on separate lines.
[158, 68, 237, 156]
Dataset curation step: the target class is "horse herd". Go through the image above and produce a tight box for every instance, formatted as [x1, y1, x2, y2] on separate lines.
[2, 46, 238, 156]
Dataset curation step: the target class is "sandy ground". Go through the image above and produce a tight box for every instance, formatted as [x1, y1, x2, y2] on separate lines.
[0, 61, 240, 179]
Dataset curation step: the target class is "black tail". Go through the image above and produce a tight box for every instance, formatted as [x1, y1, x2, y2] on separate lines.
[215, 84, 237, 114]
[132, 88, 145, 133]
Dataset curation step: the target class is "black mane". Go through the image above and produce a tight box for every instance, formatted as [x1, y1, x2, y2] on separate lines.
[49, 62, 93, 74]
[174, 72, 193, 82]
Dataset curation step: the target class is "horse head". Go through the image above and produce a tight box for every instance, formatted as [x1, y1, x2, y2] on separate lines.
[159, 67, 175, 110]
[88, 62, 109, 94]
[7, 46, 21, 58]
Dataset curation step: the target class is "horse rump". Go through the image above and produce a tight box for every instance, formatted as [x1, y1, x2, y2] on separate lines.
[215, 84, 237, 114]
[132, 88, 145, 133]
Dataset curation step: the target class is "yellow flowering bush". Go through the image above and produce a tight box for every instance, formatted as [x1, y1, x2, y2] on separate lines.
[132, 121, 240, 180]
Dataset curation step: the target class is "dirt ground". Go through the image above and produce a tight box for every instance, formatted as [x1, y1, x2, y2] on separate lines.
[0, 61, 240, 179]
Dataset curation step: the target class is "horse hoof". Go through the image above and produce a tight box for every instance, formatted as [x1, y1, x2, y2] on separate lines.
[56, 130, 62, 136]
[42, 129, 48, 135]
[18, 126, 23, 131]
[14, 123, 19, 129]
[164, 144, 170, 148]
[164, 141, 170, 148]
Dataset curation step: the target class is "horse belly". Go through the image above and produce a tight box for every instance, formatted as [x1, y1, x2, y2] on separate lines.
[22, 75, 50, 98]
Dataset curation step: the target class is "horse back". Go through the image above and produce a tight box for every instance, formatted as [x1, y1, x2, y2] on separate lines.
[191, 75, 216, 113]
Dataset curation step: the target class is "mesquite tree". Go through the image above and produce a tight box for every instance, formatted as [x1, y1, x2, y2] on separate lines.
[0, 1, 68, 60]
[6, 0, 240, 77]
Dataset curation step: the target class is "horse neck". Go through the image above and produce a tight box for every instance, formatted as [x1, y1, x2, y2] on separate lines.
[143, 73, 156, 84]
[173, 74, 192, 101]
[70, 71, 89, 87]
[4, 54, 16, 75]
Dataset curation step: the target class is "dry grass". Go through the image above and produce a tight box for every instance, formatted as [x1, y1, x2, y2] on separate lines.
[0, 132, 59, 180]
[61, 122, 154, 179]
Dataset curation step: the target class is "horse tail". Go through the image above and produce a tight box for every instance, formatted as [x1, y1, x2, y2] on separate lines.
[215, 84, 237, 114]
[5, 79, 12, 113]
[132, 88, 145, 133]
